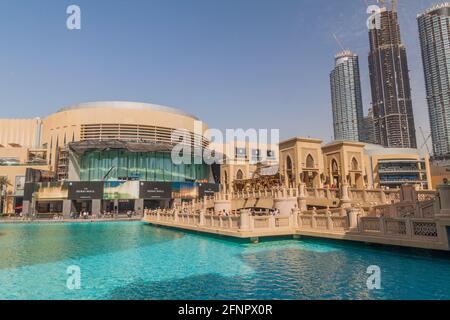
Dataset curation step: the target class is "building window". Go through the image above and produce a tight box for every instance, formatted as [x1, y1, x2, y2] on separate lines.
[235, 148, 246, 159]
[236, 170, 244, 180]
[251, 149, 262, 162]
[267, 150, 276, 160]
[351, 158, 359, 171]
[306, 154, 315, 168]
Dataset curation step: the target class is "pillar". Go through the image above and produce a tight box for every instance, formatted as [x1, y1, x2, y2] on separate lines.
[347, 208, 359, 230]
[22, 200, 31, 217]
[135, 199, 144, 215]
[340, 183, 352, 208]
[199, 210, 205, 226]
[92, 199, 101, 215]
[62, 200, 72, 218]
[239, 209, 251, 231]
[298, 183, 307, 211]
[437, 184, 450, 217]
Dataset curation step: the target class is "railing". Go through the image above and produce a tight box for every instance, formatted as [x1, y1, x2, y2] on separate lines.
[359, 216, 440, 242]
[213, 186, 399, 209]
[297, 208, 349, 232]
[145, 209, 295, 232]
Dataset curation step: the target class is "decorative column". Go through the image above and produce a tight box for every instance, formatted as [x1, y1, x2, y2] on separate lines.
[298, 183, 307, 212]
[340, 183, 352, 208]
[199, 210, 205, 226]
[290, 208, 299, 228]
[437, 184, 450, 217]
[326, 208, 333, 231]
[239, 209, 251, 231]
[347, 208, 359, 230]
[311, 208, 317, 229]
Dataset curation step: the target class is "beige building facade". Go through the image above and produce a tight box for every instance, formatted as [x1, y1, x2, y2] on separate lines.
[277, 137, 431, 191]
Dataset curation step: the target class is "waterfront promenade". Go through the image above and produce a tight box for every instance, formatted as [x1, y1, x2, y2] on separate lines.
[0, 214, 143, 224]
[143, 185, 450, 251]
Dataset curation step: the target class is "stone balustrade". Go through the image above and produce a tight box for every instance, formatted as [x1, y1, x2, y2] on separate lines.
[359, 216, 441, 242]
[143, 184, 450, 251]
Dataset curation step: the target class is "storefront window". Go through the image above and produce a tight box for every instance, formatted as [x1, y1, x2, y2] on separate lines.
[80, 150, 209, 182]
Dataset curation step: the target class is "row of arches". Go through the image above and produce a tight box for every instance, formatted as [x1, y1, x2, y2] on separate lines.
[285, 155, 361, 188]
[223, 169, 244, 185]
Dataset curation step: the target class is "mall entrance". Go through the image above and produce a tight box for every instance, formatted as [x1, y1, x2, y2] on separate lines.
[102, 200, 135, 214]
[35, 201, 63, 214]
[143, 199, 171, 210]
[72, 200, 92, 214]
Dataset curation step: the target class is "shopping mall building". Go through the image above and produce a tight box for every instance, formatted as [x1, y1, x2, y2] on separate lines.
[0, 101, 220, 215]
[0, 100, 435, 216]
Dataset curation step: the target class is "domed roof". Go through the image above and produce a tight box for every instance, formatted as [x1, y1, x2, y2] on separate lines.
[57, 101, 199, 120]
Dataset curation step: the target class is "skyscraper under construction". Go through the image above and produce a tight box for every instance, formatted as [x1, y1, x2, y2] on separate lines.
[368, 0, 417, 148]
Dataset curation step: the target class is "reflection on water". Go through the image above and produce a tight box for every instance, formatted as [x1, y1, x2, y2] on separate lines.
[0, 222, 183, 270]
[1, 222, 450, 300]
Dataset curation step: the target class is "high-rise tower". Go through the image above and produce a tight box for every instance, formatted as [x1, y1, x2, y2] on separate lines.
[368, 1, 417, 148]
[330, 50, 364, 141]
[418, 3, 450, 157]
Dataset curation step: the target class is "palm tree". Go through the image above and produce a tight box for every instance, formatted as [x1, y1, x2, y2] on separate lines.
[0, 177, 11, 215]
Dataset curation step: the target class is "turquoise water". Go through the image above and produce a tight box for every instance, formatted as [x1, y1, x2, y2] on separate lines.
[0, 221, 450, 300]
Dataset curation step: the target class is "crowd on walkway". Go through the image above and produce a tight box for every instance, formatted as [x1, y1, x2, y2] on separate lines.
[70, 210, 139, 219]
[144, 207, 282, 217]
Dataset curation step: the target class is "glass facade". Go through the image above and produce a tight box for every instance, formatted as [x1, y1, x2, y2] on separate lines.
[330, 51, 364, 142]
[80, 150, 209, 182]
[418, 6, 450, 156]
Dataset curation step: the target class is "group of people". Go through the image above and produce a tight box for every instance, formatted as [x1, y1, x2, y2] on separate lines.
[69, 210, 138, 219]
[216, 210, 237, 217]
[144, 207, 283, 218]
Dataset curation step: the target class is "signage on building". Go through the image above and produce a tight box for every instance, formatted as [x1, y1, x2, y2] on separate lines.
[198, 183, 219, 197]
[139, 182, 172, 199]
[68, 182, 104, 200]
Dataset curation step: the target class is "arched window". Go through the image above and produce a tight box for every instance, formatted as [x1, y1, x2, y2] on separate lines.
[286, 156, 294, 185]
[306, 154, 315, 168]
[286, 156, 293, 173]
[224, 171, 228, 185]
[236, 169, 244, 180]
[332, 159, 339, 173]
[351, 157, 359, 171]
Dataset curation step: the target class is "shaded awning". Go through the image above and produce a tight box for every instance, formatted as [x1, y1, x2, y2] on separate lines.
[69, 140, 178, 156]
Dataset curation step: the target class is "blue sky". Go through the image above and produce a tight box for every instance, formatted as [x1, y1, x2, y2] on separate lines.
[0, 0, 438, 150]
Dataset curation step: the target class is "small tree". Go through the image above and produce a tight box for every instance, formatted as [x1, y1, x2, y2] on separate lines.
[0, 177, 11, 215]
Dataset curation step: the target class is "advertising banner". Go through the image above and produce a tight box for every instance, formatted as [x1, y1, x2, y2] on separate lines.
[139, 182, 172, 199]
[171, 182, 199, 199]
[34, 182, 69, 200]
[198, 183, 220, 197]
[103, 181, 140, 200]
[68, 182, 104, 200]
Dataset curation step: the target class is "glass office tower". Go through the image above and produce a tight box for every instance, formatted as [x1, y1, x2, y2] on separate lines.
[330, 50, 364, 141]
[418, 3, 450, 157]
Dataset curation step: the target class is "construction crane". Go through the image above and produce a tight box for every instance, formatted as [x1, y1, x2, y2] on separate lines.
[332, 33, 347, 52]
[419, 127, 432, 155]
[374, 0, 397, 11]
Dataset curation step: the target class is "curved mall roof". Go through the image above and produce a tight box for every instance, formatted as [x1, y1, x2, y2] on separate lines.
[57, 101, 199, 120]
